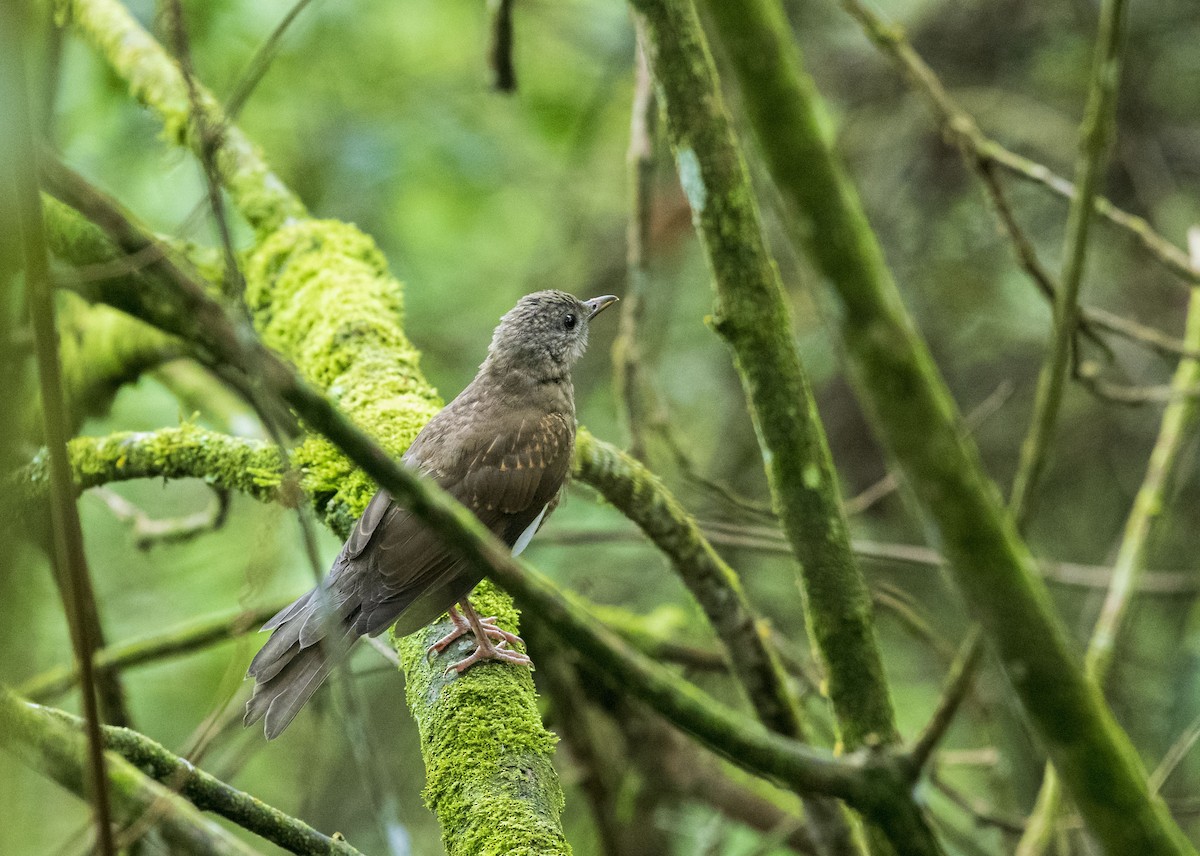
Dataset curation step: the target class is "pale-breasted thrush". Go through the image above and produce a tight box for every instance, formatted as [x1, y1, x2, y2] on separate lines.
[245, 290, 618, 738]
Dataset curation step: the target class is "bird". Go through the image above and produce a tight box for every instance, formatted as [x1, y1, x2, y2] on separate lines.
[244, 290, 619, 739]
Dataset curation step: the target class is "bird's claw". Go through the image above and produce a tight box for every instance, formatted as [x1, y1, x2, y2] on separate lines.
[445, 639, 534, 675]
[426, 614, 524, 658]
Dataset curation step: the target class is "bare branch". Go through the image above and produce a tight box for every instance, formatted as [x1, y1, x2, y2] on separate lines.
[906, 629, 983, 775]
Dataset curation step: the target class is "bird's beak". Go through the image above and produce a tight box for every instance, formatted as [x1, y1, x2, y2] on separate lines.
[583, 294, 619, 319]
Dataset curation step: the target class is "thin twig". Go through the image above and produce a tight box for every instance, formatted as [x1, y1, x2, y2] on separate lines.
[929, 769, 1026, 835]
[907, 628, 984, 774]
[845, 380, 1014, 515]
[91, 485, 231, 550]
[2, 12, 116, 852]
[542, 525, 1200, 595]
[224, 0, 319, 119]
[839, 0, 1198, 287]
[19, 602, 292, 701]
[974, 160, 1112, 362]
[1149, 709, 1200, 795]
[613, 34, 657, 460]
[164, 0, 245, 306]
[1009, 0, 1131, 528]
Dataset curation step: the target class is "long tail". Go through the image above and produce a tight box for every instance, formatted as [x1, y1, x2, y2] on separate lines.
[244, 591, 357, 739]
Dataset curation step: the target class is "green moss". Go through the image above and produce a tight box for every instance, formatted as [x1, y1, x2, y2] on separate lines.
[22, 425, 284, 504]
[243, 219, 443, 531]
[397, 581, 567, 856]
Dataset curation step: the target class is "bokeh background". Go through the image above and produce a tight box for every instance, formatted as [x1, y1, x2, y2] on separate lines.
[4, 0, 1200, 853]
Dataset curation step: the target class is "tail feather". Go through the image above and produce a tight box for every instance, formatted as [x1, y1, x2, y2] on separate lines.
[261, 591, 313, 632]
[245, 591, 360, 739]
[244, 639, 344, 739]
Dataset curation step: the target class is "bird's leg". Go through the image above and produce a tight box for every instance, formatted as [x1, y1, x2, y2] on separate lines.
[426, 605, 473, 656]
[426, 601, 527, 657]
[444, 598, 532, 674]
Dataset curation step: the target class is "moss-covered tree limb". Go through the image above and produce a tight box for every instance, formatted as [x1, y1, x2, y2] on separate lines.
[61, 0, 306, 234]
[575, 430, 801, 736]
[17, 426, 283, 504]
[0, 688, 363, 855]
[0, 689, 262, 856]
[38, 124, 569, 855]
[1016, 235, 1200, 854]
[1009, 0, 1130, 525]
[626, 1, 919, 852]
[575, 429, 857, 855]
[698, 0, 1194, 853]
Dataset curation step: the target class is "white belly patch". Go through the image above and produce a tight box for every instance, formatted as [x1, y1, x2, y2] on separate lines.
[512, 504, 549, 557]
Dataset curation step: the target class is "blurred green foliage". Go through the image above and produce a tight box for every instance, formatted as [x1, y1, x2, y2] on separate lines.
[4, 0, 1200, 853]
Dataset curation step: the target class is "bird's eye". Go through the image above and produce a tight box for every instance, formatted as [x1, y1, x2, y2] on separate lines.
[563, 313, 577, 331]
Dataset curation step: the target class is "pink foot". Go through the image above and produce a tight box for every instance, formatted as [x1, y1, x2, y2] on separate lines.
[428, 600, 533, 674]
[427, 606, 525, 656]
[448, 638, 533, 674]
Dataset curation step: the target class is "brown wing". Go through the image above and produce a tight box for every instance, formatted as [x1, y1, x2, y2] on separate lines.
[313, 410, 575, 640]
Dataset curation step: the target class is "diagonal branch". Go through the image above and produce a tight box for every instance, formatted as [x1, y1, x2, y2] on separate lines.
[0, 689, 257, 856]
[697, 0, 1196, 852]
[905, 629, 983, 775]
[626, 1, 926, 852]
[1016, 230, 1200, 854]
[575, 429, 858, 855]
[0, 688, 363, 856]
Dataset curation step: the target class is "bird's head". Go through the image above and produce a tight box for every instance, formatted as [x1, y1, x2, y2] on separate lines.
[485, 290, 618, 381]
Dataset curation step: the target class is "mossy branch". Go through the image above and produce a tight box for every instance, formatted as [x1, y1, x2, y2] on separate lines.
[575, 429, 805, 737]
[627, 0, 917, 851]
[0, 688, 260, 856]
[698, 0, 1195, 853]
[61, 0, 307, 234]
[0, 687, 363, 855]
[574, 429, 857, 855]
[17, 426, 283, 505]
